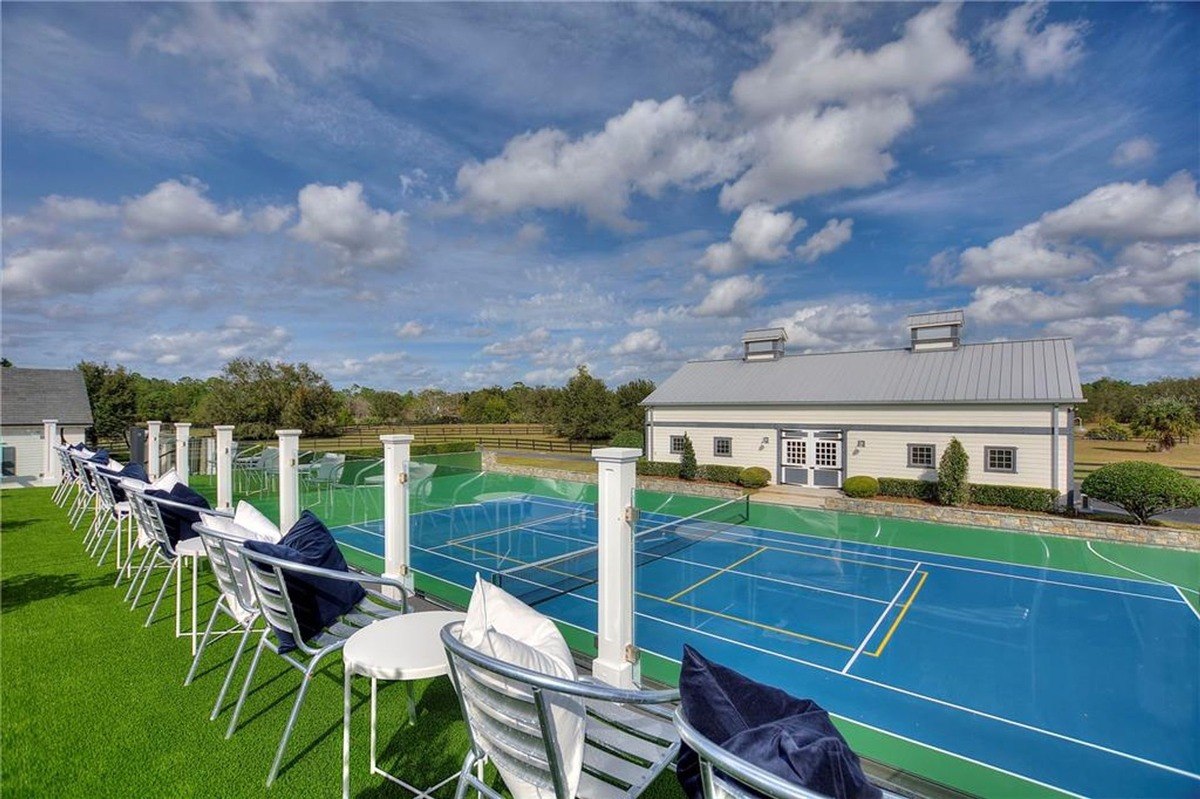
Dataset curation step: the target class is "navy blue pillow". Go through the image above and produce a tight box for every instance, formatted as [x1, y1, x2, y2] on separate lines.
[107, 462, 149, 502]
[145, 482, 211, 545]
[86, 449, 110, 465]
[244, 510, 365, 653]
[677, 645, 880, 799]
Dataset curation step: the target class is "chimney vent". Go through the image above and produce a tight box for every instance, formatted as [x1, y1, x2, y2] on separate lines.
[907, 309, 964, 352]
[741, 328, 787, 361]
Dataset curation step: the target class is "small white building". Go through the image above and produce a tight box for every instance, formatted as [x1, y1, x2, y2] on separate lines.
[643, 311, 1084, 498]
[0, 368, 93, 485]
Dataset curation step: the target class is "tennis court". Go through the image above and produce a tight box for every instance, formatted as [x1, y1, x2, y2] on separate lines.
[330, 484, 1199, 799]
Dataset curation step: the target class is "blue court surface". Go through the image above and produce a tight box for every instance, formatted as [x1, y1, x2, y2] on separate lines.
[332, 494, 1200, 799]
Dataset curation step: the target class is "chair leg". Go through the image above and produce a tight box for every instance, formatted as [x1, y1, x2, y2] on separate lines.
[266, 663, 317, 786]
[185, 599, 225, 686]
[343, 664, 353, 799]
[211, 625, 255, 721]
[145, 559, 179, 627]
[125, 548, 155, 603]
[226, 631, 269, 739]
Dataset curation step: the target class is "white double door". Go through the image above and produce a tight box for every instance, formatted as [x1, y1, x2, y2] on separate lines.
[780, 429, 843, 488]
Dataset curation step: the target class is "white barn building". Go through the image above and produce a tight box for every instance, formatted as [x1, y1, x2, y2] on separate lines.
[0, 368, 93, 485]
[643, 311, 1084, 498]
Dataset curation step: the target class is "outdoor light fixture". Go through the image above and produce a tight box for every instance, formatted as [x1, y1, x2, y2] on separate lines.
[857, 440, 866, 448]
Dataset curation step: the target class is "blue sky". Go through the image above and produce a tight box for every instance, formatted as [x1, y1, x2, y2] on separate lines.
[3, 2, 1197, 390]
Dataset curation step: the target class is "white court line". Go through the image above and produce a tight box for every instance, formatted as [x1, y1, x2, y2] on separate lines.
[842, 563, 922, 674]
[427, 510, 585, 549]
[651, 552, 891, 605]
[635, 603, 1200, 782]
[1086, 540, 1200, 597]
[1178, 586, 1200, 622]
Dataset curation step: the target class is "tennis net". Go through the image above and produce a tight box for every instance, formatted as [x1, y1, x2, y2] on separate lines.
[492, 493, 751, 607]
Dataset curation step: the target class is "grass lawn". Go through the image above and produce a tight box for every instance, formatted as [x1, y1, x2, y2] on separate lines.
[494, 453, 597, 474]
[1075, 436, 1200, 480]
[0, 487, 684, 799]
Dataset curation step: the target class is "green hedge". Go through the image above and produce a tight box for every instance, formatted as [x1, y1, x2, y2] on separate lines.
[699, 464, 743, 484]
[843, 475, 879, 498]
[609, 430, 645, 449]
[969, 484, 1059, 513]
[635, 460, 747, 486]
[739, 467, 771, 489]
[877, 477, 938, 501]
[637, 460, 681, 478]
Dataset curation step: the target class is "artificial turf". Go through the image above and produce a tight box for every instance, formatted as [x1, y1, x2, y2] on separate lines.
[0, 487, 686, 799]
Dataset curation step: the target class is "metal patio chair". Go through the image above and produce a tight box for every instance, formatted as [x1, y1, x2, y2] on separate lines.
[67, 452, 100, 531]
[89, 466, 132, 568]
[230, 547, 410, 786]
[673, 707, 902, 799]
[52, 445, 79, 507]
[301, 453, 346, 510]
[440, 620, 681, 799]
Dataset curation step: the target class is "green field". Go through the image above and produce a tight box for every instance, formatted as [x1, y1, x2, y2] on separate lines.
[1074, 436, 1200, 482]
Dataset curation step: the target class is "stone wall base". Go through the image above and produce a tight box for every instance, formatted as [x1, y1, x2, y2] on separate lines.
[825, 496, 1199, 551]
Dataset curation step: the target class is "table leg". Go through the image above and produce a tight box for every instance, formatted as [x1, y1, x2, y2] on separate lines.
[343, 666, 352, 799]
[405, 680, 417, 726]
[192, 555, 199, 656]
[370, 677, 378, 775]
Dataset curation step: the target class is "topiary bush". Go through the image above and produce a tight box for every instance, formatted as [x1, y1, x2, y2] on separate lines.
[609, 430, 645, 450]
[877, 477, 938, 501]
[842, 476, 880, 498]
[678, 434, 698, 480]
[1081, 461, 1200, 524]
[969, 484, 1059, 513]
[1085, 419, 1132, 441]
[738, 466, 771, 488]
[937, 437, 970, 507]
[698, 464, 744, 484]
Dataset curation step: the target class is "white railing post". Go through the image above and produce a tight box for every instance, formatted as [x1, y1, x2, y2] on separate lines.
[174, 423, 192, 485]
[277, 429, 302, 531]
[215, 425, 235, 510]
[381, 434, 414, 599]
[203, 437, 215, 476]
[591, 446, 642, 689]
[42, 419, 59, 484]
[147, 421, 162, 480]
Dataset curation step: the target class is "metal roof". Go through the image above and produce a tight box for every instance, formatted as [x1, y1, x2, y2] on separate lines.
[644, 338, 1084, 406]
[0, 368, 94, 426]
[741, 327, 788, 344]
[906, 309, 965, 328]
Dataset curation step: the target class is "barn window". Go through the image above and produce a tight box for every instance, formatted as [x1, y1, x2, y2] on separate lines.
[985, 447, 1017, 473]
[669, 435, 686, 455]
[907, 444, 935, 468]
[713, 437, 732, 457]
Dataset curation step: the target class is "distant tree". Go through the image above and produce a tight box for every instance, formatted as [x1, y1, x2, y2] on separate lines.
[1, 357, 11, 367]
[1081, 462, 1200, 524]
[77, 361, 138, 444]
[366, 388, 410, 423]
[937, 437, 969, 507]
[613, 379, 655, 432]
[678, 434, 698, 480]
[1133, 396, 1198, 451]
[462, 388, 511, 424]
[1080, 377, 1142, 424]
[196, 359, 343, 438]
[409, 389, 460, 424]
[554, 366, 616, 441]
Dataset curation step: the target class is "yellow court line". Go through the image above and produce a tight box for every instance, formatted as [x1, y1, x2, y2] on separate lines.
[668, 547, 768, 602]
[869, 571, 928, 658]
[637, 591, 858, 652]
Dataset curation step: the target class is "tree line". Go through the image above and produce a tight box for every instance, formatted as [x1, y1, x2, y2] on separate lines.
[1080, 376, 1200, 424]
[77, 359, 654, 444]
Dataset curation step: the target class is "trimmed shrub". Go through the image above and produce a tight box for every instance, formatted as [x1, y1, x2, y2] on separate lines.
[969, 484, 1059, 513]
[1081, 461, 1200, 524]
[739, 467, 771, 488]
[609, 430, 645, 450]
[412, 440, 477, 456]
[937, 437, 969, 507]
[679, 434, 698, 481]
[842, 476, 880, 498]
[698, 464, 744, 484]
[637, 460, 681, 478]
[877, 477, 938, 501]
[1085, 419, 1132, 441]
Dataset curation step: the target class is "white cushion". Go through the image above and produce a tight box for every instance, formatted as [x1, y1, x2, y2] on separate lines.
[106, 457, 123, 470]
[461, 575, 584, 799]
[233, 501, 282, 543]
[150, 469, 181, 492]
[197, 511, 258, 623]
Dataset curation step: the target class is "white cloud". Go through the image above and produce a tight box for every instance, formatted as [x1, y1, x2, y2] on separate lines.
[514, 222, 546, 248]
[1038, 171, 1200, 241]
[693, 274, 765, 317]
[482, 327, 551, 357]
[609, 328, 665, 356]
[456, 96, 742, 231]
[251, 204, 295, 233]
[984, 2, 1087, 80]
[3, 195, 119, 237]
[1110, 136, 1157, 167]
[291, 181, 408, 267]
[1, 242, 119, 298]
[699, 204, 805, 273]
[1044, 310, 1200, 377]
[394, 320, 428, 339]
[523, 366, 579, 386]
[957, 223, 1095, 284]
[770, 301, 893, 351]
[732, 3, 972, 118]
[795, 218, 854, 263]
[704, 344, 739, 360]
[110, 315, 291, 371]
[123, 178, 245, 240]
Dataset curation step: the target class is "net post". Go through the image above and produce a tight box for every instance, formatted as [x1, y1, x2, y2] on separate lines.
[214, 425, 235, 510]
[42, 419, 59, 485]
[146, 421, 162, 480]
[381, 434, 414, 599]
[174, 422, 192, 485]
[591, 446, 642, 689]
[277, 429, 302, 531]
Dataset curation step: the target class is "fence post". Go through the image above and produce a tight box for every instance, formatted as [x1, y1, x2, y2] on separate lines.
[147, 421, 162, 480]
[215, 425, 235, 510]
[202, 436, 215, 476]
[277, 429, 302, 531]
[591, 446, 642, 689]
[42, 419, 59, 485]
[174, 423, 192, 485]
[381, 434, 414, 599]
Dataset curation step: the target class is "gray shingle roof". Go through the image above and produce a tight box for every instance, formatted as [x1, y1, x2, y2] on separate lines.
[644, 338, 1084, 406]
[0, 368, 94, 426]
